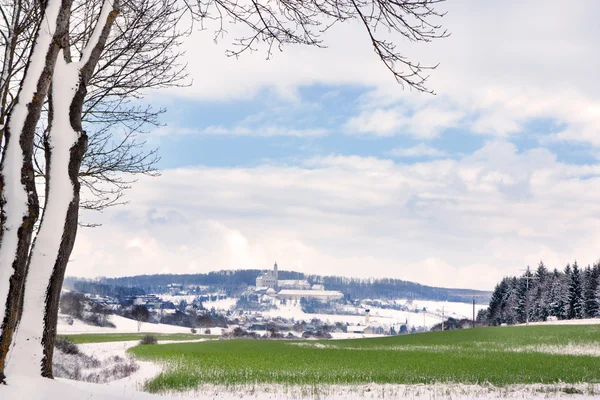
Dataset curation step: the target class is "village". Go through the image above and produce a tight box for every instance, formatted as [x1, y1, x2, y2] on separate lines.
[61, 264, 481, 338]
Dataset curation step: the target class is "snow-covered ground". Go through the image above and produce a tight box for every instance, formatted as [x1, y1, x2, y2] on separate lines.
[5, 376, 600, 400]
[203, 298, 237, 311]
[524, 318, 600, 326]
[7, 321, 600, 399]
[156, 294, 198, 304]
[397, 299, 488, 320]
[246, 298, 487, 329]
[57, 314, 225, 335]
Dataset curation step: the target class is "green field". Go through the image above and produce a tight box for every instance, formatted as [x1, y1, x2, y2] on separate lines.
[128, 325, 600, 393]
[60, 332, 217, 344]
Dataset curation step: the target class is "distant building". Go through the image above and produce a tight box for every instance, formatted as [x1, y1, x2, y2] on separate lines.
[256, 263, 344, 301]
[256, 262, 279, 289]
[278, 289, 344, 301]
[279, 280, 311, 290]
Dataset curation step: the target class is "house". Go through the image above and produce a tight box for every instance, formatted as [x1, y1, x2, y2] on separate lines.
[347, 325, 367, 334]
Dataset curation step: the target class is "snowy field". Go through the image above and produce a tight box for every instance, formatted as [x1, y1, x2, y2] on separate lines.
[7, 322, 600, 399]
[6, 376, 600, 400]
[260, 298, 485, 329]
[57, 314, 226, 336]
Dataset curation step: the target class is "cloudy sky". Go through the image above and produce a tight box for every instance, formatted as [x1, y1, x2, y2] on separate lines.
[69, 0, 600, 290]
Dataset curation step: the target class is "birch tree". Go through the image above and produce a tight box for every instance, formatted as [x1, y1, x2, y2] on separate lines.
[0, 0, 447, 382]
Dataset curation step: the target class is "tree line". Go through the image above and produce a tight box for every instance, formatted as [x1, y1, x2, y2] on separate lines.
[480, 261, 600, 325]
[76, 269, 492, 303]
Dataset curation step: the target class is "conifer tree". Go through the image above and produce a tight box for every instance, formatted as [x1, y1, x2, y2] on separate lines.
[583, 266, 598, 318]
[548, 269, 567, 320]
[567, 262, 585, 319]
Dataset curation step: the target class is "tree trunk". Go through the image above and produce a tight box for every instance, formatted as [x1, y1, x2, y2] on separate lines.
[4, 0, 118, 378]
[41, 131, 87, 377]
[0, 0, 71, 379]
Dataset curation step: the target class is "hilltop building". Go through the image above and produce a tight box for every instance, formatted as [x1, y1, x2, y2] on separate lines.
[256, 262, 279, 289]
[255, 263, 343, 301]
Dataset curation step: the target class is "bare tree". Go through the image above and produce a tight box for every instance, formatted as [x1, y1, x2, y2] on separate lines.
[0, 0, 447, 383]
[0, 0, 40, 140]
[0, 0, 71, 378]
[191, 0, 448, 93]
[131, 304, 149, 332]
[31, 0, 189, 215]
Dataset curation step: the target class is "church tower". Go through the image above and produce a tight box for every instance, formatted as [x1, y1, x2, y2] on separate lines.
[273, 262, 279, 283]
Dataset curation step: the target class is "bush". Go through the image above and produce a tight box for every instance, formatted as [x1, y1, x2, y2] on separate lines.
[301, 330, 332, 339]
[204, 329, 211, 335]
[82, 312, 116, 328]
[55, 337, 80, 355]
[140, 334, 158, 345]
[190, 328, 197, 334]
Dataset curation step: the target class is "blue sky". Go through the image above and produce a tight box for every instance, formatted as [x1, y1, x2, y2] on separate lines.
[70, 0, 600, 290]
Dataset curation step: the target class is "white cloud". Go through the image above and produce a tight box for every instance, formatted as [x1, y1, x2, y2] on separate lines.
[153, 125, 329, 137]
[388, 144, 448, 158]
[148, 0, 600, 146]
[345, 106, 463, 138]
[71, 142, 600, 290]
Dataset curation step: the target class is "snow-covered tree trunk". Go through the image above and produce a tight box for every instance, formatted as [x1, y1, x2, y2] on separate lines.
[3, 0, 118, 378]
[0, 0, 72, 377]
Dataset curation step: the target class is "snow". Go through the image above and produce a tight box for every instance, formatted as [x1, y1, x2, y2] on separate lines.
[6, 52, 82, 377]
[396, 299, 487, 320]
[4, 331, 600, 399]
[3, 377, 600, 399]
[6, 0, 114, 372]
[203, 298, 237, 311]
[262, 302, 442, 329]
[0, 0, 63, 337]
[156, 295, 198, 304]
[524, 318, 600, 326]
[57, 314, 198, 334]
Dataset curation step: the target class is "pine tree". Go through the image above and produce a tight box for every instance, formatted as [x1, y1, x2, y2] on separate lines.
[532, 261, 549, 321]
[595, 275, 600, 317]
[504, 277, 519, 325]
[548, 269, 567, 319]
[567, 262, 585, 319]
[583, 266, 598, 318]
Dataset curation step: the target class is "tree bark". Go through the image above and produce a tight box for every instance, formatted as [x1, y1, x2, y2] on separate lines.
[0, 0, 72, 379]
[41, 0, 120, 377]
[41, 130, 87, 377]
[3, 0, 119, 378]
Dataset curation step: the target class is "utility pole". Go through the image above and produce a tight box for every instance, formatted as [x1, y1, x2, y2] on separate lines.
[441, 307, 445, 331]
[472, 297, 475, 328]
[520, 266, 538, 326]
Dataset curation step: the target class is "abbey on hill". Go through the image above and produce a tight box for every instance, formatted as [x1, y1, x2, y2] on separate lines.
[255, 263, 343, 301]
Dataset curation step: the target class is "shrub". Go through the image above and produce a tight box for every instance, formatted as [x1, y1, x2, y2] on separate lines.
[190, 328, 197, 334]
[140, 334, 158, 345]
[204, 329, 211, 335]
[55, 337, 80, 355]
[82, 312, 116, 328]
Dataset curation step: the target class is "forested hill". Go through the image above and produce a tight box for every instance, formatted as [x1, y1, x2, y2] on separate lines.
[67, 270, 491, 304]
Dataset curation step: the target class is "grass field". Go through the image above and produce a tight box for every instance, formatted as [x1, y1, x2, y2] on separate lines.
[60, 332, 217, 344]
[128, 325, 600, 393]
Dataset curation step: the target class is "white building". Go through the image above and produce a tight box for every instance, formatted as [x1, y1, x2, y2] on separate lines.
[278, 289, 344, 301]
[255, 263, 344, 301]
[256, 262, 279, 289]
[279, 280, 311, 290]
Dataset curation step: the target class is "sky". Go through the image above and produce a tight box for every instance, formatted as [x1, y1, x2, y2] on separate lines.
[68, 0, 600, 290]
